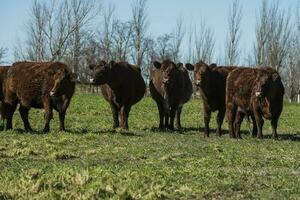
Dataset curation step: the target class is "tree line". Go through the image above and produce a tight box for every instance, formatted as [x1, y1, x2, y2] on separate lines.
[0, 0, 299, 102]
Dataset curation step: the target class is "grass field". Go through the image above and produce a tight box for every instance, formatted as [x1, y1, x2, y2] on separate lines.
[0, 93, 299, 199]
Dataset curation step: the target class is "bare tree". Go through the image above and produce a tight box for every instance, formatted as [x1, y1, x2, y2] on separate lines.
[131, 0, 149, 70]
[285, 6, 300, 102]
[21, 0, 96, 63]
[26, 0, 47, 61]
[267, 2, 291, 71]
[98, 3, 115, 62]
[225, 0, 242, 65]
[186, 21, 194, 63]
[171, 17, 185, 63]
[67, 0, 96, 75]
[254, 0, 269, 66]
[254, 0, 292, 72]
[194, 21, 215, 63]
[156, 34, 173, 60]
[111, 20, 133, 61]
[143, 36, 156, 82]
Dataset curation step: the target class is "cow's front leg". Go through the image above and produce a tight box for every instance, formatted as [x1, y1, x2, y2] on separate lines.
[43, 98, 53, 133]
[216, 109, 225, 137]
[169, 105, 178, 131]
[203, 104, 211, 137]
[176, 106, 183, 130]
[19, 105, 33, 131]
[253, 109, 264, 139]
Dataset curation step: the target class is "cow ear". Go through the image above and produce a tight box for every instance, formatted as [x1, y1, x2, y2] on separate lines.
[272, 73, 279, 81]
[185, 63, 194, 71]
[153, 61, 162, 69]
[109, 60, 115, 68]
[100, 60, 107, 65]
[89, 64, 96, 70]
[199, 60, 207, 65]
[209, 63, 217, 68]
[48, 68, 56, 76]
[71, 73, 77, 82]
[176, 63, 183, 68]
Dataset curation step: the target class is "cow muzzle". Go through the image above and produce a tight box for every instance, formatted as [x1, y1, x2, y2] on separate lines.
[255, 91, 262, 97]
[162, 78, 169, 84]
[195, 80, 201, 86]
[50, 90, 56, 97]
[89, 78, 95, 84]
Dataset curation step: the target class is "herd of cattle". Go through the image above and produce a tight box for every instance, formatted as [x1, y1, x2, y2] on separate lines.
[0, 59, 284, 139]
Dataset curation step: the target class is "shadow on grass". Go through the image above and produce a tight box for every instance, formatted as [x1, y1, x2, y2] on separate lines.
[146, 126, 200, 133]
[64, 128, 144, 137]
[263, 133, 300, 141]
[10, 128, 44, 135]
[6, 127, 300, 141]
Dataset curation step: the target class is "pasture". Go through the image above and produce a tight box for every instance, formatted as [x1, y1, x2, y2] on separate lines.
[0, 93, 299, 199]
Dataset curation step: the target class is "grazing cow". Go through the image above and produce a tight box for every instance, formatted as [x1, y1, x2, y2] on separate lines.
[89, 60, 146, 130]
[149, 60, 192, 130]
[185, 61, 236, 136]
[0, 66, 9, 120]
[4, 61, 76, 132]
[226, 67, 284, 139]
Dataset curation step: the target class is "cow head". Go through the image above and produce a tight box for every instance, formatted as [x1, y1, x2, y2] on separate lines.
[255, 70, 280, 98]
[153, 60, 181, 87]
[186, 60, 216, 87]
[89, 60, 113, 85]
[253, 70, 280, 119]
[48, 67, 76, 97]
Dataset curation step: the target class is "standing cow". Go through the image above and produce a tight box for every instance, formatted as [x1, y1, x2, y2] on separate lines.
[150, 60, 193, 130]
[89, 60, 146, 130]
[4, 61, 76, 132]
[226, 67, 284, 139]
[185, 61, 235, 137]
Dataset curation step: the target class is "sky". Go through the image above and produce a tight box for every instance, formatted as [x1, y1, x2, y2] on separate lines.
[0, 0, 299, 64]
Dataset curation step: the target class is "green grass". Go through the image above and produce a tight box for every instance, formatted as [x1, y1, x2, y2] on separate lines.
[0, 93, 300, 199]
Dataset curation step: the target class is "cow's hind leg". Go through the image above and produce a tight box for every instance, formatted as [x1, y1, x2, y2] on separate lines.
[227, 103, 237, 139]
[19, 105, 33, 132]
[5, 102, 17, 130]
[59, 111, 66, 131]
[216, 109, 225, 137]
[110, 102, 120, 129]
[234, 112, 244, 139]
[176, 105, 183, 130]
[271, 117, 279, 139]
[121, 105, 131, 130]
[164, 111, 170, 130]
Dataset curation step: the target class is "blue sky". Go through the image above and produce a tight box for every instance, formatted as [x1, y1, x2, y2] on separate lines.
[0, 0, 299, 64]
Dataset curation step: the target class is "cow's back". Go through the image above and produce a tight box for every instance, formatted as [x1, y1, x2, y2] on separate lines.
[226, 68, 258, 113]
[7, 62, 52, 96]
[6, 62, 69, 107]
[203, 66, 235, 111]
[101, 62, 145, 106]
